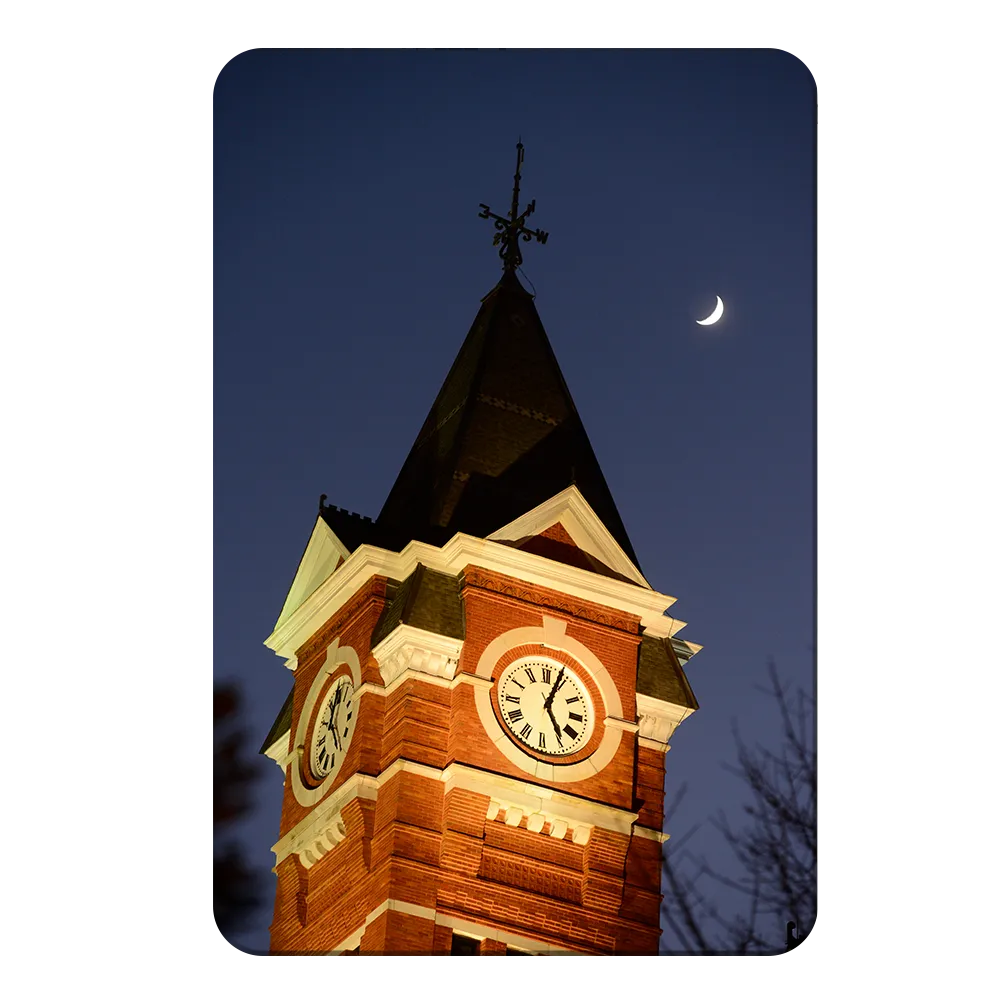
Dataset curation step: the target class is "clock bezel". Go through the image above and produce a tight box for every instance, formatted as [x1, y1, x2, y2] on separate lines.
[291, 638, 363, 807]
[493, 654, 599, 762]
[308, 672, 357, 782]
[472, 615, 625, 783]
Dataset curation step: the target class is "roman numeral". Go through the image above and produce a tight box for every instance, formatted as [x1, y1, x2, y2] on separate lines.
[565, 696, 580, 704]
[569, 712, 583, 722]
[508, 708, 523, 723]
[524, 668, 536, 683]
[505, 695, 520, 703]
[563, 724, 579, 740]
[538, 732, 546, 749]
[511, 678, 524, 690]
[343, 727, 349, 737]
[519, 723, 532, 738]
[542, 667, 552, 684]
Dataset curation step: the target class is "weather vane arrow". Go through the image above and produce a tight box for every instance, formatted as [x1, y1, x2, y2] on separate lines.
[478, 140, 549, 273]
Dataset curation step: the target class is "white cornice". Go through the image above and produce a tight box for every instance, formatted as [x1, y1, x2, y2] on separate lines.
[263, 733, 293, 771]
[265, 529, 685, 662]
[272, 770, 381, 870]
[271, 758, 666, 870]
[370, 624, 464, 687]
[485, 485, 650, 589]
[636, 692, 695, 746]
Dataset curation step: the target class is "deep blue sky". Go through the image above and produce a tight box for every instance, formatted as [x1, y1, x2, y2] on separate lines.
[214, 48, 815, 953]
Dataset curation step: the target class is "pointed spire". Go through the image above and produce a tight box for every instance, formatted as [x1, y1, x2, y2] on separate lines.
[375, 268, 640, 568]
[478, 141, 549, 273]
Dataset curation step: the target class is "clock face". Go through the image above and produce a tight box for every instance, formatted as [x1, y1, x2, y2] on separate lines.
[497, 658, 593, 757]
[309, 674, 356, 780]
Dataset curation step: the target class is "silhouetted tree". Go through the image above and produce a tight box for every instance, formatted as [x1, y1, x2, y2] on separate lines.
[214, 683, 264, 936]
[661, 663, 816, 953]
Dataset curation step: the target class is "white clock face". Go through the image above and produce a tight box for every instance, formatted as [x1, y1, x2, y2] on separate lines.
[497, 658, 594, 757]
[310, 675, 356, 780]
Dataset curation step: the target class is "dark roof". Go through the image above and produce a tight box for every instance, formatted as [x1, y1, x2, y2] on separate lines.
[636, 635, 699, 710]
[371, 565, 465, 648]
[374, 271, 640, 568]
[258, 687, 293, 755]
[318, 505, 383, 552]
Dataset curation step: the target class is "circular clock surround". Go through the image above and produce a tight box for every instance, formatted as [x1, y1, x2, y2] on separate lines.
[496, 656, 595, 758]
[308, 673, 357, 781]
[473, 617, 624, 783]
[291, 639, 363, 807]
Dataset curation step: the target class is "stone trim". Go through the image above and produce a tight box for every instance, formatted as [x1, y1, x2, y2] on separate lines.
[485, 798, 592, 845]
[636, 692, 695, 746]
[638, 736, 672, 753]
[264, 490, 694, 662]
[604, 716, 640, 734]
[272, 758, 658, 868]
[327, 899, 589, 955]
[632, 825, 670, 844]
[263, 732, 293, 771]
[370, 623, 463, 688]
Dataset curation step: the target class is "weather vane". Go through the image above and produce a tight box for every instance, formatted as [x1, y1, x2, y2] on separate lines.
[478, 140, 549, 273]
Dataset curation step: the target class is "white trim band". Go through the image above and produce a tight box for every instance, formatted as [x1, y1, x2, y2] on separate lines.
[272, 758, 665, 868]
[327, 899, 589, 955]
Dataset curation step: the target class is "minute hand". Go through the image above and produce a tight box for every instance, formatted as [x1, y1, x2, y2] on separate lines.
[543, 666, 566, 710]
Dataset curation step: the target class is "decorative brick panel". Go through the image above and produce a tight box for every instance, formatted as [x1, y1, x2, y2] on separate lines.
[480, 845, 583, 905]
[484, 821, 585, 872]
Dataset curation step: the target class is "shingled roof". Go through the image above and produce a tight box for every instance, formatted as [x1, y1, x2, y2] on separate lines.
[258, 687, 293, 755]
[636, 635, 699, 708]
[371, 565, 465, 649]
[374, 270, 640, 569]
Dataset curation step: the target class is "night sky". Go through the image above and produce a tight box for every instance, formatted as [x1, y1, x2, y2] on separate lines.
[214, 49, 815, 953]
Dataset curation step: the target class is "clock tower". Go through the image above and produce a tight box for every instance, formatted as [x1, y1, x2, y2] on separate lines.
[259, 145, 700, 955]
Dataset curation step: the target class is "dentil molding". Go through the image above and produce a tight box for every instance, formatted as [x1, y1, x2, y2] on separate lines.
[271, 758, 666, 870]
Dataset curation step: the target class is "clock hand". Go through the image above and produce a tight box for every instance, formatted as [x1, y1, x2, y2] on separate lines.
[331, 704, 343, 750]
[545, 705, 563, 746]
[543, 666, 566, 711]
[326, 703, 340, 750]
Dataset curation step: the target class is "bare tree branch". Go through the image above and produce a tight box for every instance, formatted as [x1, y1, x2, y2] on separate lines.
[660, 662, 816, 953]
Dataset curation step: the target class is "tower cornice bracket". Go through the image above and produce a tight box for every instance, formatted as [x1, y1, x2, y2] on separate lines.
[370, 623, 463, 688]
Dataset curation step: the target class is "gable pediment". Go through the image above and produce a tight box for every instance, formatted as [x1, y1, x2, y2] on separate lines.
[485, 486, 649, 589]
[274, 516, 352, 631]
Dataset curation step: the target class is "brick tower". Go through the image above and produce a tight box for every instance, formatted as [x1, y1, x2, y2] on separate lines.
[259, 147, 700, 955]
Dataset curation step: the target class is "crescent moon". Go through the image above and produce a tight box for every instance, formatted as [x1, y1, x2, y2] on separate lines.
[696, 296, 724, 326]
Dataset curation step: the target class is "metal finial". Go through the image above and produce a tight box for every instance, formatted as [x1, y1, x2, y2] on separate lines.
[478, 142, 549, 273]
